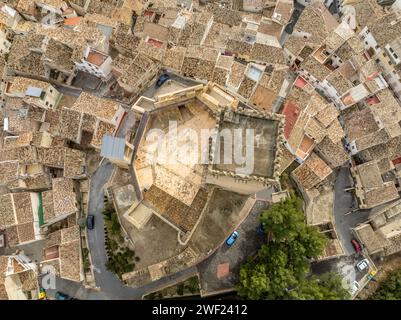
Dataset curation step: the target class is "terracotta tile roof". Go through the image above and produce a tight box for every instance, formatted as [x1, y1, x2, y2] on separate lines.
[162, 46, 186, 71]
[5, 225, 19, 247]
[251, 43, 285, 65]
[63, 148, 86, 178]
[293, 152, 332, 190]
[59, 108, 82, 142]
[282, 101, 301, 139]
[37, 146, 65, 168]
[0, 194, 16, 228]
[42, 190, 55, 223]
[144, 185, 208, 233]
[71, 92, 120, 123]
[8, 77, 49, 94]
[91, 120, 115, 149]
[227, 61, 246, 88]
[13, 192, 33, 224]
[0, 161, 19, 186]
[16, 222, 35, 243]
[59, 240, 81, 282]
[61, 225, 80, 244]
[316, 136, 348, 168]
[52, 178, 77, 216]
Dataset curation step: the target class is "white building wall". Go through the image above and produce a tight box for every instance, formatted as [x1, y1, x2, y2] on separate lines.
[0, 29, 11, 55]
[76, 60, 107, 78]
[359, 27, 381, 55]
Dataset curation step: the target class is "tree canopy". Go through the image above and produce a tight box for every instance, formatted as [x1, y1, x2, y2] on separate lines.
[370, 268, 401, 300]
[237, 196, 350, 300]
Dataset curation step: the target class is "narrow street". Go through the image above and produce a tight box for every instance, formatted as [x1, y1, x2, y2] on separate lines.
[333, 167, 372, 255]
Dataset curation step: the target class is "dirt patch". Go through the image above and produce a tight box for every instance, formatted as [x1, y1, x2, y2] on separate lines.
[189, 188, 249, 255]
[121, 214, 183, 269]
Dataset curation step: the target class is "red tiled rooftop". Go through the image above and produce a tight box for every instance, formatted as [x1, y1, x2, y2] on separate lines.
[281, 101, 301, 139]
[294, 76, 307, 89]
[367, 72, 379, 81]
[342, 94, 354, 106]
[299, 135, 315, 154]
[392, 157, 401, 165]
[87, 50, 108, 66]
[217, 263, 229, 279]
[44, 245, 59, 260]
[147, 38, 163, 48]
[64, 17, 81, 27]
[367, 95, 380, 105]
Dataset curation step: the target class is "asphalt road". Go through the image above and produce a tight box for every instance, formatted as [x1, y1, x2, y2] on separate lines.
[78, 159, 199, 299]
[197, 201, 268, 295]
[333, 167, 372, 255]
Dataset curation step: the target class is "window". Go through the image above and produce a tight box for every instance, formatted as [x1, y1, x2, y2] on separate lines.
[394, 53, 399, 59]
[45, 101, 49, 106]
[50, 89, 53, 93]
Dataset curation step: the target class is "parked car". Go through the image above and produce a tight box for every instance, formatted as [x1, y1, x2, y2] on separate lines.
[351, 239, 362, 253]
[226, 231, 239, 246]
[55, 291, 70, 300]
[156, 74, 170, 88]
[356, 258, 369, 272]
[367, 270, 377, 281]
[349, 281, 360, 295]
[86, 215, 95, 230]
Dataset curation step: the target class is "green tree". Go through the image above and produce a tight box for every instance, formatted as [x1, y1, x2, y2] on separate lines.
[289, 273, 350, 300]
[238, 196, 346, 300]
[370, 268, 401, 300]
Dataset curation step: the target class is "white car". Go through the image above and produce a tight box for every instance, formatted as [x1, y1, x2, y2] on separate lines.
[349, 281, 360, 295]
[356, 259, 369, 272]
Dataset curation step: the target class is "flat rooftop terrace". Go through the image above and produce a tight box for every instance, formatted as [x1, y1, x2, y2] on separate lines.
[213, 112, 279, 178]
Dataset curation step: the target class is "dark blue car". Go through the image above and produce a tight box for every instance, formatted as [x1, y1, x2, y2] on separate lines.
[86, 215, 95, 230]
[156, 74, 170, 88]
[226, 231, 239, 246]
[55, 291, 69, 300]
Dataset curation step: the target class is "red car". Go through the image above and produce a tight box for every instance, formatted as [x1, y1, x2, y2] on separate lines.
[351, 239, 361, 253]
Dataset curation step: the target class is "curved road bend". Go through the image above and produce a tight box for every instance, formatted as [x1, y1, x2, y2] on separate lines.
[83, 160, 197, 299]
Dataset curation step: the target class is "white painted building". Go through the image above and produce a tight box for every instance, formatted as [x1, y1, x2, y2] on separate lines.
[75, 46, 112, 79]
[0, 27, 11, 55]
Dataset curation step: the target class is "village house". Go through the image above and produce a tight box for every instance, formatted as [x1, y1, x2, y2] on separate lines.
[0, 252, 39, 300]
[351, 160, 400, 209]
[4, 76, 62, 110]
[40, 225, 82, 282]
[0, 192, 43, 247]
[353, 198, 401, 258]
